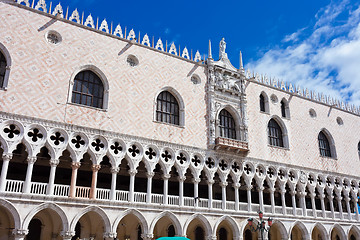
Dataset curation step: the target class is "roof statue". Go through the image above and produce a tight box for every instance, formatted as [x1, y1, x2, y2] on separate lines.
[219, 37, 227, 59]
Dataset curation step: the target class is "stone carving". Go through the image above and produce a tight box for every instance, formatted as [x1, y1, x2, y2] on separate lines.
[194, 51, 201, 62]
[155, 39, 164, 51]
[69, 9, 80, 23]
[113, 24, 123, 38]
[182, 47, 190, 59]
[35, 0, 47, 12]
[169, 43, 177, 55]
[99, 19, 109, 33]
[127, 29, 136, 40]
[17, 0, 30, 7]
[214, 71, 241, 93]
[141, 34, 150, 46]
[52, 3, 63, 18]
[84, 14, 95, 28]
[219, 37, 227, 59]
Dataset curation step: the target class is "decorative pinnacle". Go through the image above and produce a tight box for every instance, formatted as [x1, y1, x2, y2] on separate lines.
[240, 51, 243, 69]
[208, 40, 212, 59]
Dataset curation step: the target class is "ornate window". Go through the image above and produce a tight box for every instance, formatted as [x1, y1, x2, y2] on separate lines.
[318, 131, 331, 157]
[219, 109, 236, 139]
[0, 51, 7, 88]
[268, 119, 283, 147]
[71, 70, 104, 109]
[156, 91, 179, 125]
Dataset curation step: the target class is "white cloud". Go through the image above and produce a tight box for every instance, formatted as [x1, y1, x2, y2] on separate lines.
[246, 0, 360, 105]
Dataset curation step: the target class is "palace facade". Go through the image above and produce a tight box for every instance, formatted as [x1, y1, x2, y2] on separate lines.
[0, 0, 360, 239]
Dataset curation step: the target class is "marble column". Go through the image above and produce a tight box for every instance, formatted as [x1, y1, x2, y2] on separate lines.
[353, 196, 359, 221]
[128, 169, 137, 203]
[319, 192, 326, 218]
[328, 194, 335, 219]
[179, 176, 186, 206]
[290, 190, 297, 216]
[220, 181, 227, 210]
[310, 192, 317, 217]
[280, 187, 286, 215]
[23, 156, 37, 193]
[146, 172, 155, 203]
[344, 195, 351, 220]
[69, 162, 81, 198]
[258, 186, 264, 212]
[110, 167, 119, 201]
[12, 229, 28, 240]
[269, 188, 275, 214]
[234, 183, 240, 211]
[193, 178, 200, 207]
[0, 153, 12, 192]
[246, 185, 252, 212]
[299, 191, 307, 217]
[47, 159, 59, 195]
[89, 164, 101, 199]
[335, 194, 343, 219]
[207, 179, 214, 209]
[163, 174, 170, 205]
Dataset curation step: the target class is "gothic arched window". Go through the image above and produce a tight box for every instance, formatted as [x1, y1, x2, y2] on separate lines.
[71, 70, 104, 108]
[281, 100, 286, 117]
[156, 91, 180, 125]
[268, 119, 284, 147]
[0, 51, 7, 88]
[318, 131, 331, 157]
[219, 109, 236, 139]
[260, 94, 266, 112]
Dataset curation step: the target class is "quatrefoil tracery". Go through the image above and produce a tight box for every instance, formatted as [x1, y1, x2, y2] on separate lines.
[110, 142, 123, 155]
[71, 135, 85, 149]
[50, 132, 65, 146]
[91, 139, 104, 152]
[4, 124, 20, 139]
[27, 128, 43, 142]
[145, 147, 156, 160]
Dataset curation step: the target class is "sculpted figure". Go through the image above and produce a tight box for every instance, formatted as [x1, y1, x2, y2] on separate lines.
[219, 38, 226, 58]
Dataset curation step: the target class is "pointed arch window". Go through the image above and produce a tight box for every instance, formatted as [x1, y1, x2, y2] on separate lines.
[71, 70, 104, 108]
[219, 109, 236, 139]
[318, 131, 331, 157]
[260, 94, 266, 112]
[268, 119, 283, 147]
[281, 100, 286, 117]
[0, 51, 7, 88]
[156, 91, 180, 125]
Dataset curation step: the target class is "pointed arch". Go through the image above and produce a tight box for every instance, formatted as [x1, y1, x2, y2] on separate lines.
[154, 87, 185, 126]
[269, 220, 288, 240]
[70, 206, 111, 233]
[288, 221, 309, 240]
[348, 225, 360, 239]
[22, 202, 69, 232]
[330, 224, 346, 240]
[112, 209, 149, 234]
[213, 215, 240, 239]
[0, 198, 21, 230]
[0, 42, 11, 89]
[183, 213, 212, 237]
[280, 98, 290, 118]
[259, 91, 269, 113]
[149, 211, 182, 236]
[310, 222, 328, 240]
[318, 128, 337, 158]
[268, 116, 289, 148]
[68, 65, 109, 109]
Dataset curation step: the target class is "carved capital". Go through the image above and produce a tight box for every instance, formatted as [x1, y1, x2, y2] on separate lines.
[141, 233, 154, 240]
[193, 178, 201, 184]
[12, 229, 28, 237]
[178, 176, 186, 182]
[163, 173, 171, 180]
[233, 183, 240, 189]
[71, 162, 81, 170]
[27, 156, 37, 164]
[5, 65, 11, 70]
[2, 153, 12, 161]
[110, 167, 119, 174]
[103, 232, 117, 238]
[50, 158, 60, 166]
[219, 181, 228, 187]
[91, 164, 101, 172]
[128, 169, 137, 176]
[60, 231, 75, 238]
[207, 179, 215, 185]
[146, 172, 155, 178]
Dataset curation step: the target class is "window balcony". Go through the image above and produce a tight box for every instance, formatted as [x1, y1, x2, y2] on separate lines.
[215, 137, 249, 152]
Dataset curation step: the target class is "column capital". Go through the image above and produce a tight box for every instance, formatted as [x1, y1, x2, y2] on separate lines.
[50, 159, 60, 167]
[146, 172, 155, 178]
[128, 169, 137, 176]
[298, 191, 307, 197]
[103, 232, 117, 238]
[233, 183, 240, 189]
[310, 193, 317, 198]
[12, 229, 28, 237]
[91, 164, 101, 172]
[163, 173, 171, 180]
[319, 194, 325, 200]
[60, 231, 75, 239]
[2, 153, 12, 161]
[344, 196, 350, 202]
[71, 162, 81, 169]
[141, 233, 154, 240]
[110, 167, 119, 174]
[193, 178, 201, 184]
[246, 185, 252, 191]
[27, 156, 37, 164]
[290, 190, 296, 196]
[258, 186, 265, 191]
[178, 176, 186, 182]
[207, 179, 215, 185]
[220, 181, 228, 187]
[269, 187, 275, 193]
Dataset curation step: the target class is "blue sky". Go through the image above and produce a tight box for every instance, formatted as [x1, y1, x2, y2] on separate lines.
[59, 0, 360, 105]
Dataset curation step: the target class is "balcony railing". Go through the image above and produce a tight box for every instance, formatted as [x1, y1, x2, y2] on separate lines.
[1, 180, 358, 221]
[215, 137, 249, 151]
